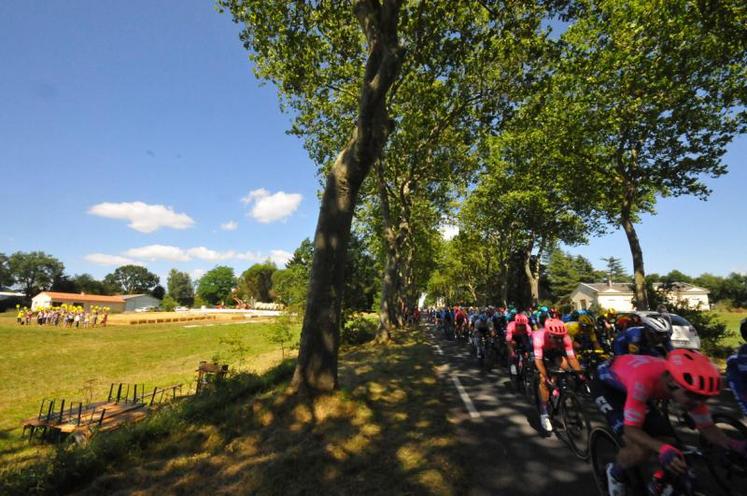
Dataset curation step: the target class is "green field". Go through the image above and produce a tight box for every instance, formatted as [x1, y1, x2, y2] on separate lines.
[0, 313, 296, 471]
[710, 309, 746, 348]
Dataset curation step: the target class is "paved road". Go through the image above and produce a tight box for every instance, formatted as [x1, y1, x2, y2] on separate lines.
[425, 324, 747, 496]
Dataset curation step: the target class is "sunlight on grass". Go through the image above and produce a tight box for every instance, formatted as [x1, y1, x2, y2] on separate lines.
[53, 327, 469, 495]
[0, 317, 297, 471]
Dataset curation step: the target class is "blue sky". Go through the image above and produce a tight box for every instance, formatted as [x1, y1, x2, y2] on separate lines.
[0, 2, 745, 285]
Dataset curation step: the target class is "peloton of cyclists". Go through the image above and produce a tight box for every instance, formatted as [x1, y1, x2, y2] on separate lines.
[613, 312, 674, 357]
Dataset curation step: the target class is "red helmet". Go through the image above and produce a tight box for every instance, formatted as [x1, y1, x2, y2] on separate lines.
[666, 349, 721, 397]
[545, 318, 567, 336]
[515, 313, 529, 325]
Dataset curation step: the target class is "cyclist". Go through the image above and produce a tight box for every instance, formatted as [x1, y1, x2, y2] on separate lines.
[506, 313, 532, 376]
[491, 308, 506, 339]
[472, 308, 492, 359]
[613, 313, 673, 357]
[567, 313, 603, 353]
[726, 318, 747, 415]
[592, 350, 747, 496]
[454, 306, 468, 340]
[533, 318, 583, 432]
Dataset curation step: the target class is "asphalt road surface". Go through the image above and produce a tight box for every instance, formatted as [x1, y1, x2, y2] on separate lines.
[425, 324, 747, 496]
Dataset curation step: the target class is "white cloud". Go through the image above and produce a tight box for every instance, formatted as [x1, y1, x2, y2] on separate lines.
[269, 249, 293, 267]
[439, 224, 459, 240]
[235, 251, 264, 263]
[112, 244, 293, 266]
[84, 253, 145, 266]
[187, 247, 236, 261]
[88, 201, 194, 233]
[241, 188, 302, 223]
[220, 220, 238, 231]
[124, 244, 190, 261]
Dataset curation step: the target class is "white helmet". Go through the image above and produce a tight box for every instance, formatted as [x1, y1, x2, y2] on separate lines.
[642, 313, 672, 335]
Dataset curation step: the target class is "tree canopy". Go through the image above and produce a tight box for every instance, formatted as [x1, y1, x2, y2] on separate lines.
[103, 265, 160, 295]
[196, 266, 236, 305]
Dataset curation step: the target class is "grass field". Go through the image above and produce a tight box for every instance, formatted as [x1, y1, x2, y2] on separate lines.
[0, 312, 296, 471]
[709, 309, 746, 348]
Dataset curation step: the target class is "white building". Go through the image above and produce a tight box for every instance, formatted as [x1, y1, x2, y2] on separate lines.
[32, 292, 126, 312]
[123, 294, 162, 312]
[569, 281, 710, 312]
[652, 282, 710, 310]
[570, 283, 635, 312]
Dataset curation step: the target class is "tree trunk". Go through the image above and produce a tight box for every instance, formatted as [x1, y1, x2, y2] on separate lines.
[621, 213, 649, 310]
[292, 0, 404, 393]
[378, 241, 400, 341]
[376, 161, 399, 342]
[523, 247, 539, 306]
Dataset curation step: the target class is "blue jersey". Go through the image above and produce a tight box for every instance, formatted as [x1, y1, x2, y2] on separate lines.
[726, 344, 747, 415]
[613, 326, 673, 357]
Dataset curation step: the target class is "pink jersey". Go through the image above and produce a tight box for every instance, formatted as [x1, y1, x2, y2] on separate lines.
[532, 328, 575, 360]
[505, 321, 531, 342]
[608, 355, 712, 428]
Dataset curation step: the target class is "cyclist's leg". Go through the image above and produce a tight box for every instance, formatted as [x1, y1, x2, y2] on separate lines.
[726, 358, 747, 416]
[590, 379, 649, 473]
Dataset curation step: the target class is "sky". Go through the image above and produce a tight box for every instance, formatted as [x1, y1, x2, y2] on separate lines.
[0, 2, 745, 286]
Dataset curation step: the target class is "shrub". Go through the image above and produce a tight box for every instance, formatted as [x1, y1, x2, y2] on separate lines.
[665, 303, 729, 357]
[341, 314, 377, 346]
[160, 295, 178, 311]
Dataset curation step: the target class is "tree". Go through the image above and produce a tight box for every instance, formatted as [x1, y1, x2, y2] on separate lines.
[546, 0, 747, 309]
[219, 0, 594, 391]
[103, 265, 159, 294]
[151, 285, 166, 300]
[8, 251, 65, 302]
[72, 274, 108, 295]
[167, 269, 194, 306]
[661, 270, 692, 285]
[0, 253, 12, 287]
[238, 262, 277, 302]
[547, 248, 601, 301]
[220, 0, 405, 392]
[196, 266, 235, 305]
[600, 257, 629, 283]
[272, 239, 314, 312]
[51, 274, 79, 293]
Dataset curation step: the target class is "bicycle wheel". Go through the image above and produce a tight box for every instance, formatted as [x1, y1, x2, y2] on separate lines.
[523, 363, 536, 401]
[510, 358, 522, 392]
[589, 427, 621, 496]
[482, 341, 494, 371]
[700, 413, 747, 495]
[559, 391, 592, 460]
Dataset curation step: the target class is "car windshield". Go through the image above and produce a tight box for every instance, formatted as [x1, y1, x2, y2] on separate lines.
[669, 314, 690, 327]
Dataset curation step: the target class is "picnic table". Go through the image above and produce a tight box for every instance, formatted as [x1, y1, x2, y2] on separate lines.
[22, 383, 183, 444]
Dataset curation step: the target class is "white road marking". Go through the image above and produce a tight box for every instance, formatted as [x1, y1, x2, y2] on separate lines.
[451, 374, 481, 419]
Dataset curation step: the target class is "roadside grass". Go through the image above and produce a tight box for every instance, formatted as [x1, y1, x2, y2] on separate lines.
[7, 326, 466, 495]
[710, 309, 745, 349]
[0, 316, 296, 471]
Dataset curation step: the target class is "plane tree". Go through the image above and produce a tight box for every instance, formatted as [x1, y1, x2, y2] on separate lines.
[218, 0, 572, 391]
[544, 0, 747, 309]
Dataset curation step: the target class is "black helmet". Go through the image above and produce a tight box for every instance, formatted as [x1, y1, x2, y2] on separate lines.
[741, 318, 747, 342]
